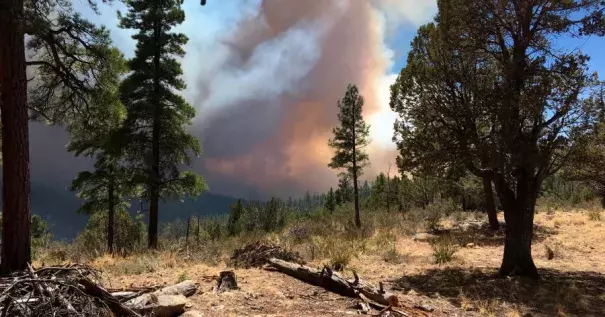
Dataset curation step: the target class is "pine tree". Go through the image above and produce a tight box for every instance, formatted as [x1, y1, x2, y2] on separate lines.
[370, 173, 388, 208]
[329, 84, 371, 227]
[67, 47, 133, 254]
[334, 188, 343, 206]
[325, 188, 336, 213]
[118, 0, 207, 249]
[227, 199, 244, 236]
[71, 155, 137, 254]
[337, 173, 354, 203]
[0, 0, 118, 273]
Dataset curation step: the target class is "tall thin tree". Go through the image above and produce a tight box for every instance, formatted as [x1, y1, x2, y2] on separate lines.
[0, 0, 30, 273]
[329, 84, 371, 227]
[119, 0, 207, 249]
[0, 0, 117, 273]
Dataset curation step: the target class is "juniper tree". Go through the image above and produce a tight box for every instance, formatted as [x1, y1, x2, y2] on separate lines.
[391, 0, 604, 277]
[329, 84, 371, 227]
[0, 0, 121, 273]
[563, 82, 605, 206]
[118, 0, 207, 249]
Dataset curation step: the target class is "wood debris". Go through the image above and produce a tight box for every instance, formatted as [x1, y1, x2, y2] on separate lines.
[266, 258, 431, 317]
[0, 263, 198, 317]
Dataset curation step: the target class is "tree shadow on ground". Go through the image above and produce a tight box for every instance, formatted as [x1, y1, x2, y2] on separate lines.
[391, 267, 605, 316]
[432, 222, 556, 247]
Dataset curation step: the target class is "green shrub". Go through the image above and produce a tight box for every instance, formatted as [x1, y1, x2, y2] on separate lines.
[430, 235, 458, 264]
[177, 271, 189, 283]
[424, 199, 456, 232]
[75, 210, 145, 259]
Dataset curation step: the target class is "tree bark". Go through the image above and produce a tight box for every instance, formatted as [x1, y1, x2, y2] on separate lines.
[352, 102, 361, 228]
[353, 170, 361, 228]
[185, 215, 191, 247]
[148, 3, 162, 249]
[496, 175, 538, 278]
[0, 0, 32, 274]
[108, 176, 115, 254]
[482, 177, 499, 230]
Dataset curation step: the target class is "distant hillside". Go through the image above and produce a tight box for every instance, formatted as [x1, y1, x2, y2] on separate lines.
[1, 182, 238, 240]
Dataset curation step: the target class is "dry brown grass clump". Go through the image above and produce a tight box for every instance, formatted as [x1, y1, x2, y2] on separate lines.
[430, 235, 458, 264]
[228, 241, 305, 268]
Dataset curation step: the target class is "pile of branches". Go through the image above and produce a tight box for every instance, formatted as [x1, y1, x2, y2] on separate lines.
[228, 242, 305, 269]
[0, 263, 139, 317]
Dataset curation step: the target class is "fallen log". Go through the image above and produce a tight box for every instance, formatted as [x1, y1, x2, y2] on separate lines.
[266, 258, 429, 317]
[267, 258, 395, 305]
[126, 280, 197, 309]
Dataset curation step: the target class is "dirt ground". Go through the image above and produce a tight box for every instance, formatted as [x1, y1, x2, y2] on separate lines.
[95, 210, 605, 317]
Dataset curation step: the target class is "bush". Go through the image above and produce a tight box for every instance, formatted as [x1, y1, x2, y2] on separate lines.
[430, 235, 458, 264]
[588, 209, 602, 221]
[382, 245, 406, 264]
[177, 271, 189, 283]
[75, 210, 145, 259]
[424, 199, 456, 232]
[286, 224, 310, 244]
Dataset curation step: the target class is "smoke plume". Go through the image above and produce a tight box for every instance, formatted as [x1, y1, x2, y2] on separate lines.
[190, 0, 436, 198]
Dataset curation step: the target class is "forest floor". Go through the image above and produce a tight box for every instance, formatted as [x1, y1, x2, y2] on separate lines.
[88, 210, 605, 317]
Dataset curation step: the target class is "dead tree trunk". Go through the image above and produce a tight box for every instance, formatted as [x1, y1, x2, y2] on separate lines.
[267, 258, 393, 306]
[0, 0, 32, 275]
[213, 271, 238, 293]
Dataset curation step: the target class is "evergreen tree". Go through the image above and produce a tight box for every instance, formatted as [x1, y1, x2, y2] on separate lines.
[0, 0, 119, 273]
[262, 197, 281, 232]
[361, 180, 371, 201]
[329, 84, 371, 227]
[334, 188, 343, 206]
[67, 46, 133, 255]
[337, 173, 354, 203]
[325, 188, 336, 213]
[390, 0, 604, 277]
[370, 173, 388, 208]
[227, 199, 244, 236]
[118, 0, 207, 248]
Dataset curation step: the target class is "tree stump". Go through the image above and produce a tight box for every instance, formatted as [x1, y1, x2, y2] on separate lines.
[213, 271, 238, 293]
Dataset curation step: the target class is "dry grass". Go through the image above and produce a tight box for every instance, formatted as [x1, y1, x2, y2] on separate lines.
[38, 208, 605, 316]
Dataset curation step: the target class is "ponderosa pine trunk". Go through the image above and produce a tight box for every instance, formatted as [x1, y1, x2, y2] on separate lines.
[107, 176, 115, 254]
[353, 170, 361, 228]
[148, 4, 162, 249]
[482, 177, 499, 230]
[0, 0, 32, 274]
[496, 174, 539, 278]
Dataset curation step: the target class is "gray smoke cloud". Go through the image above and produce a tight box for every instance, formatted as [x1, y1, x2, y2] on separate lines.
[187, 0, 436, 197]
[25, 0, 437, 200]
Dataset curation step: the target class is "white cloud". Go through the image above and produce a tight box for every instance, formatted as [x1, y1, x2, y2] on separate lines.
[372, 0, 437, 32]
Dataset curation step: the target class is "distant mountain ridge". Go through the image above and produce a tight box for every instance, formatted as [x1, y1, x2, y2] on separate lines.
[1, 182, 238, 240]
